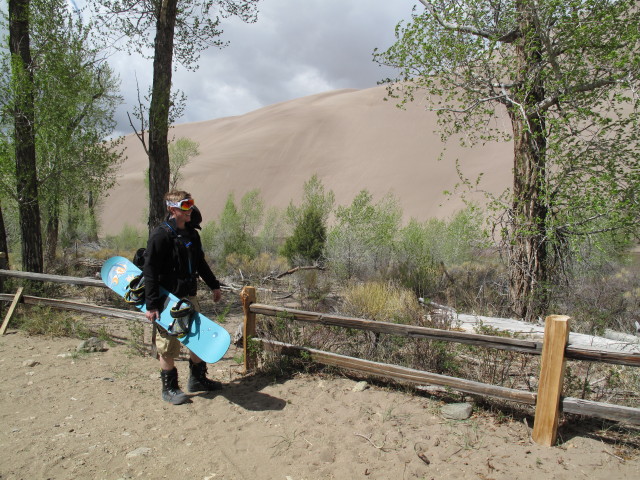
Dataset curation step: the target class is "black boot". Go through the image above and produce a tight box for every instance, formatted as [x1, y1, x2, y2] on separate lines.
[160, 368, 189, 405]
[188, 359, 222, 392]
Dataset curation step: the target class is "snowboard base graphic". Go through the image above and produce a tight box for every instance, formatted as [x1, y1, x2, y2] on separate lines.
[101, 256, 230, 364]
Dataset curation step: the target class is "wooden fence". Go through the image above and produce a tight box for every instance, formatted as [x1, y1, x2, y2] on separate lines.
[1, 269, 639, 447]
[238, 286, 640, 447]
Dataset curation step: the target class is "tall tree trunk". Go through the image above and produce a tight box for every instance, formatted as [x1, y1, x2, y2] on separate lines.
[0, 203, 7, 293]
[45, 203, 59, 266]
[87, 190, 99, 242]
[0, 202, 9, 267]
[508, 2, 549, 321]
[9, 0, 43, 273]
[147, 0, 178, 231]
[508, 114, 548, 321]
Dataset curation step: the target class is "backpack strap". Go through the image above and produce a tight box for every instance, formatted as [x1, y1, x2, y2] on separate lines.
[162, 221, 194, 276]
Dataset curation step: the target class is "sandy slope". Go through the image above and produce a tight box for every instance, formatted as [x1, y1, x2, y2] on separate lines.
[99, 85, 513, 236]
[1, 312, 638, 480]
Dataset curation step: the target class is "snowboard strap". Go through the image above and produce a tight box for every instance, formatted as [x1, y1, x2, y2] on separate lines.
[167, 298, 195, 338]
[124, 274, 145, 305]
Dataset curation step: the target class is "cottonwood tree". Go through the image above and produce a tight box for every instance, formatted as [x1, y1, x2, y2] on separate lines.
[285, 175, 335, 229]
[6, 0, 42, 272]
[168, 137, 199, 190]
[93, 0, 260, 231]
[32, 0, 122, 261]
[326, 190, 401, 281]
[2, 0, 122, 266]
[212, 190, 264, 262]
[376, 0, 640, 320]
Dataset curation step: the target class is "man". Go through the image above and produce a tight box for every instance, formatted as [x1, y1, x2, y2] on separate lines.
[143, 190, 223, 405]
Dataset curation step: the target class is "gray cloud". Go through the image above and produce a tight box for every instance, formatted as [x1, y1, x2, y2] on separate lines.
[111, 0, 415, 136]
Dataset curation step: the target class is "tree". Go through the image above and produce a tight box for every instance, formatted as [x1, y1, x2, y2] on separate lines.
[213, 190, 263, 261]
[286, 174, 335, 228]
[238, 188, 264, 241]
[2, 0, 123, 265]
[281, 207, 326, 265]
[31, 0, 122, 261]
[326, 190, 401, 280]
[283, 175, 334, 265]
[376, 0, 640, 320]
[94, 0, 260, 231]
[258, 206, 286, 254]
[8, 0, 42, 272]
[168, 137, 199, 190]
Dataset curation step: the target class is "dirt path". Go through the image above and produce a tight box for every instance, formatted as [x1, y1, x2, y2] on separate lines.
[1, 315, 638, 480]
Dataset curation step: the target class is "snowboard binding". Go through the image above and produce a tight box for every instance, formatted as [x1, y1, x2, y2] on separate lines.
[168, 298, 195, 338]
[124, 274, 145, 306]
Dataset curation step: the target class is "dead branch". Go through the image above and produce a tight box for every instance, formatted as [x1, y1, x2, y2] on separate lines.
[264, 265, 326, 281]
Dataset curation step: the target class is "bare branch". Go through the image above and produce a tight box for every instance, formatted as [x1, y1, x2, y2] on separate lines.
[127, 75, 149, 156]
[264, 265, 326, 281]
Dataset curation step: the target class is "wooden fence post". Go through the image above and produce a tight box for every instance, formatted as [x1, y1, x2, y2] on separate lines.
[0, 287, 24, 335]
[241, 286, 257, 373]
[532, 315, 571, 446]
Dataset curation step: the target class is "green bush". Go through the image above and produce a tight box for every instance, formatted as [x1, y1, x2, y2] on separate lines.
[281, 207, 326, 265]
[340, 281, 422, 324]
[393, 219, 441, 299]
[326, 190, 401, 281]
[13, 306, 88, 338]
[103, 224, 146, 253]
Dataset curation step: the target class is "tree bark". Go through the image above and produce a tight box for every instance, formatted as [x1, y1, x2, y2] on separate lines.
[0, 203, 9, 268]
[87, 190, 99, 243]
[9, 0, 43, 273]
[45, 203, 59, 266]
[147, 0, 178, 231]
[508, 1, 549, 321]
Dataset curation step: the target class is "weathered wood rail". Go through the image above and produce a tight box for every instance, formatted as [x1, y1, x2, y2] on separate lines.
[247, 303, 640, 367]
[1, 270, 639, 447]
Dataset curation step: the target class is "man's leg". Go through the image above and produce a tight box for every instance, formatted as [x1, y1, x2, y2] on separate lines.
[157, 333, 188, 405]
[187, 352, 222, 392]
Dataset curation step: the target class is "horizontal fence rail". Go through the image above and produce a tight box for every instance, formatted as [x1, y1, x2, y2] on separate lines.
[260, 339, 640, 425]
[249, 304, 640, 367]
[261, 339, 537, 404]
[0, 293, 145, 322]
[0, 269, 105, 288]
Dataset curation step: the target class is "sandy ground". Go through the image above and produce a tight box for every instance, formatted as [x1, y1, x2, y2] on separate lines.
[1, 308, 639, 480]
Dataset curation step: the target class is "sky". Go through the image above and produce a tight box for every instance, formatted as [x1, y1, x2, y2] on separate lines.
[101, 0, 418, 137]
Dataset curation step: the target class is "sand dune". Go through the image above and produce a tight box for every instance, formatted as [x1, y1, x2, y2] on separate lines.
[100, 85, 513, 236]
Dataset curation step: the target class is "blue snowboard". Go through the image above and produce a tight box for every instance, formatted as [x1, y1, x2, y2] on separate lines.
[101, 256, 231, 364]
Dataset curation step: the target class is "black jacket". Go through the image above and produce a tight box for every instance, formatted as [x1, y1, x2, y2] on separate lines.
[143, 218, 220, 311]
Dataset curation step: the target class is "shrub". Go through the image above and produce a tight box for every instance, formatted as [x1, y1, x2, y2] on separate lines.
[326, 190, 401, 281]
[224, 251, 289, 284]
[552, 266, 640, 335]
[392, 219, 441, 299]
[340, 281, 422, 324]
[13, 306, 88, 338]
[103, 224, 146, 253]
[281, 207, 326, 265]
